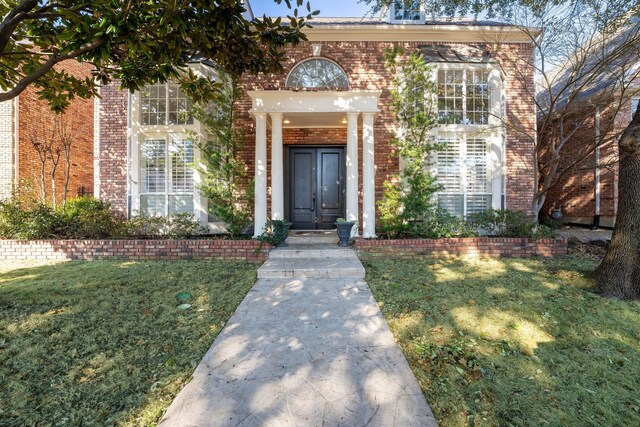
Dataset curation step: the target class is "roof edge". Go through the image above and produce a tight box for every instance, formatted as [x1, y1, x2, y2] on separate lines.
[303, 24, 540, 43]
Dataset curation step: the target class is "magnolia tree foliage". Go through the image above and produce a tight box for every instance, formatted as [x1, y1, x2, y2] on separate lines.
[0, 0, 317, 111]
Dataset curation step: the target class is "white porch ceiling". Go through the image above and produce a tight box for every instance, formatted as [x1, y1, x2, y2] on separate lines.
[277, 112, 348, 128]
[248, 90, 381, 114]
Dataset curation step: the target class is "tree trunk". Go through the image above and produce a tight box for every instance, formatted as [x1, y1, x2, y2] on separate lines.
[594, 108, 640, 299]
[39, 159, 47, 204]
[63, 153, 70, 207]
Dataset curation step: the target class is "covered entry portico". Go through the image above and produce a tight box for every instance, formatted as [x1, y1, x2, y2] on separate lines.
[248, 90, 380, 239]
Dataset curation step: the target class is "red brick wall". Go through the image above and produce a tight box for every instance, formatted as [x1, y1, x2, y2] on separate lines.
[17, 60, 94, 205]
[496, 43, 537, 214]
[0, 239, 267, 261]
[541, 100, 624, 223]
[97, 81, 128, 215]
[354, 237, 567, 258]
[237, 40, 537, 224]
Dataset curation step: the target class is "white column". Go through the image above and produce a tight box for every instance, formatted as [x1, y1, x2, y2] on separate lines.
[490, 134, 503, 210]
[253, 113, 268, 238]
[362, 113, 377, 238]
[270, 113, 284, 220]
[193, 123, 209, 226]
[346, 112, 359, 234]
[488, 68, 504, 210]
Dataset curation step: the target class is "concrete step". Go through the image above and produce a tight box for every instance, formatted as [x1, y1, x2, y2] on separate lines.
[257, 257, 365, 279]
[285, 234, 339, 245]
[269, 244, 353, 259]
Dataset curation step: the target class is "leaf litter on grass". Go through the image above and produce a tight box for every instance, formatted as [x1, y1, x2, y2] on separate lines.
[362, 255, 640, 427]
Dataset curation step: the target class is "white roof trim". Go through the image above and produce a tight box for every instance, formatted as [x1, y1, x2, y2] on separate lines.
[304, 25, 538, 43]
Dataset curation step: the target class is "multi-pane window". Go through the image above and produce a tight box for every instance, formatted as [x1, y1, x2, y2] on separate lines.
[140, 83, 194, 126]
[140, 134, 194, 216]
[436, 136, 492, 216]
[286, 59, 349, 89]
[438, 69, 490, 125]
[393, 0, 422, 20]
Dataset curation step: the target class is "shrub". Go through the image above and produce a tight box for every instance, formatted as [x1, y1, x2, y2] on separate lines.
[163, 213, 210, 239]
[422, 207, 476, 238]
[466, 209, 556, 239]
[124, 215, 166, 239]
[0, 197, 208, 240]
[0, 198, 64, 239]
[256, 220, 290, 246]
[0, 198, 26, 239]
[60, 197, 125, 238]
[125, 213, 209, 239]
[378, 206, 475, 239]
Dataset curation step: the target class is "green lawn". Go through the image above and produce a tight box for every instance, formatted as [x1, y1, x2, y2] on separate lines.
[363, 255, 640, 427]
[0, 260, 258, 426]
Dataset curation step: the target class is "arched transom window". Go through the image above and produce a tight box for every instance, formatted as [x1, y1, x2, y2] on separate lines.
[286, 58, 349, 89]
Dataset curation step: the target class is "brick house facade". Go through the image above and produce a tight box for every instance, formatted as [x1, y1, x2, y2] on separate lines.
[0, 60, 94, 205]
[538, 20, 640, 228]
[541, 100, 627, 227]
[95, 13, 538, 236]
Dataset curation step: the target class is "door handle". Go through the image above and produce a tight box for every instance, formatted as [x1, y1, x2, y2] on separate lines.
[311, 193, 316, 212]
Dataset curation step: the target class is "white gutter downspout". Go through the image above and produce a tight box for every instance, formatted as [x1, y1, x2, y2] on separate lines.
[127, 92, 133, 218]
[93, 95, 101, 199]
[13, 96, 19, 191]
[594, 108, 601, 227]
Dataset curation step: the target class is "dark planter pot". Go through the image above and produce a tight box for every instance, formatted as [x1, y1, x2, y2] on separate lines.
[335, 222, 355, 247]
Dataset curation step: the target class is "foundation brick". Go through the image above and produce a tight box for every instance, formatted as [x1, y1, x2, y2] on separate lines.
[0, 239, 268, 262]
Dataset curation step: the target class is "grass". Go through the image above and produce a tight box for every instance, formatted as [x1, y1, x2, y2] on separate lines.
[0, 259, 258, 426]
[362, 255, 640, 427]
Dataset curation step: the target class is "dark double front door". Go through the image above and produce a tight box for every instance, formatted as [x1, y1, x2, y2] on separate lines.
[288, 147, 345, 229]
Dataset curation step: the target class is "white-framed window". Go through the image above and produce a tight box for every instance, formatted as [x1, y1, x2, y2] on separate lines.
[432, 64, 502, 216]
[128, 66, 214, 225]
[436, 135, 493, 217]
[437, 69, 490, 125]
[139, 134, 195, 217]
[390, 0, 424, 23]
[140, 82, 194, 126]
[286, 58, 349, 89]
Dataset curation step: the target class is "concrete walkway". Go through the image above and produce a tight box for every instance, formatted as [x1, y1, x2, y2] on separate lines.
[160, 233, 437, 427]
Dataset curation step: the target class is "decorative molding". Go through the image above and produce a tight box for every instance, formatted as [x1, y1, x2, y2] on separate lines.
[311, 43, 322, 57]
[248, 90, 382, 114]
[304, 25, 538, 44]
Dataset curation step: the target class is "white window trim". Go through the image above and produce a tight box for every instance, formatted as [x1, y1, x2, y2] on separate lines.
[136, 130, 196, 216]
[129, 80, 208, 225]
[389, 1, 426, 24]
[432, 130, 503, 216]
[285, 57, 350, 89]
[436, 63, 503, 126]
[431, 63, 505, 214]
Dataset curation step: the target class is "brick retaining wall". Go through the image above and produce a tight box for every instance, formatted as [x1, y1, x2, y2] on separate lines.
[354, 237, 567, 258]
[0, 239, 268, 262]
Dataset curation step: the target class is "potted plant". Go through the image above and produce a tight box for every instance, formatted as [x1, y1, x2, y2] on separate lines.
[335, 218, 355, 247]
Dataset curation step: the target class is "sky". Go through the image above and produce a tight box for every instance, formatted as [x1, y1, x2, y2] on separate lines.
[251, 0, 372, 18]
